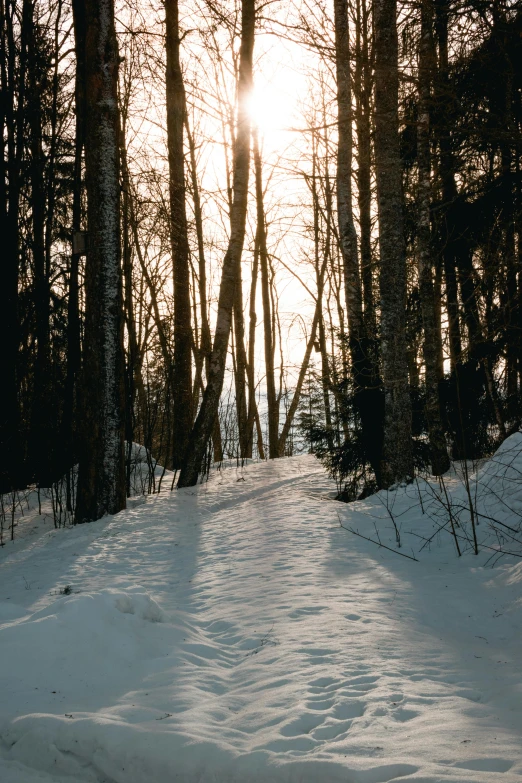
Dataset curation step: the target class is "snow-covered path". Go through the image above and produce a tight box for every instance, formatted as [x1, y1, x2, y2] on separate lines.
[1, 455, 522, 782]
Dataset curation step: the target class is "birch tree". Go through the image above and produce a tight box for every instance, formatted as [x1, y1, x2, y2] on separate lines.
[75, 0, 126, 522]
[373, 0, 414, 486]
[334, 0, 383, 483]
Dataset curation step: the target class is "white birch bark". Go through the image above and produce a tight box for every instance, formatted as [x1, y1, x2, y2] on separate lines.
[75, 0, 126, 521]
[373, 0, 414, 486]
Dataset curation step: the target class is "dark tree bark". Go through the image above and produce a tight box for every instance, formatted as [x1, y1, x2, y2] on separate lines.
[433, 0, 495, 457]
[62, 0, 86, 504]
[27, 7, 52, 484]
[311, 129, 334, 450]
[178, 0, 255, 487]
[354, 0, 375, 334]
[245, 241, 262, 458]
[417, 0, 450, 475]
[334, 0, 383, 483]
[165, 0, 193, 468]
[373, 0, 414, 486]
[254, 129, 279, 457]
[75, 0, 126, 522]
[0, 0, 31, 491]
[233, 271, 250, 458]
[496, 10, 518, 418]
[433, 0, 461, 371]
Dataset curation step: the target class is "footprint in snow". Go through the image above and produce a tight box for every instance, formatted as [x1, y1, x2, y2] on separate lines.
[455, 689, 482, 702]
[289, 606, 327, 619]
[333, 700, 365, 720]
[279, 712, 324, 737]
[298, 647, 336, 664]
[264, 736, 315, 753]
[306, 697, 335, 711]
[352, 763, 419, 782]
[391, 707, 419, 722]
[347, 674, 380, 685]
[372, 700, 418, 723]
[453, 758, 513, 773]
[344, 674, 380, 692]
[309, 676, 339, 689]
[312, 720, 352, 740]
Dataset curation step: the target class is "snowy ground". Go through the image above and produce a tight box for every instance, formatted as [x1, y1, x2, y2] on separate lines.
[1, 446, 522, 782]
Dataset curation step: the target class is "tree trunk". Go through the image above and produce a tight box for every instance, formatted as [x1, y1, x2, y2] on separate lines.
[498, 16, 517, 419]
[245, 240, 260, 457]
[165, 0, 193, 468]
[373, 0, 414, 486]
[311, 129, 334, 449]
[75, 0, 126, 522]
[119, 107, 145, 493]
[28, 7, 52, 484]
[62, 0, 86, 502]
[434, 0, 461, 371]
[233, 271, 250, 458]
[417, 0, 449, 475]
[334, 0, 384, 482]
[355, 0, 375, 334]
[254, 129, 279, 457]
[0, 0, 30, 492]
[178, 0, 255, 487]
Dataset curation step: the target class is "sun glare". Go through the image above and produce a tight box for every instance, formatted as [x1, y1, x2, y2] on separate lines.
[247, 83, 296, 139]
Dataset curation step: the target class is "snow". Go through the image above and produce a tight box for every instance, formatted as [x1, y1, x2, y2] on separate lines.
[1, 446, 522, 782]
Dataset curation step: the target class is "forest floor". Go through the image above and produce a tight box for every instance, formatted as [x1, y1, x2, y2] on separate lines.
[1, 444, 522, 782]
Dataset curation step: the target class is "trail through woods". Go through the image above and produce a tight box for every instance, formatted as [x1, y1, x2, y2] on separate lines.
[1, 452, 522, 781]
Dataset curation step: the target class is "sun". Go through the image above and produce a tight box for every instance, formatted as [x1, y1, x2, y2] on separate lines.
[247, 83, 295, 139]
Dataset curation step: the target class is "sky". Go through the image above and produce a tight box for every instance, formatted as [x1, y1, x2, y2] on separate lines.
[118, 0, 337, 400]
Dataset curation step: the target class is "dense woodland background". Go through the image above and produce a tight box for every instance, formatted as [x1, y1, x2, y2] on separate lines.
[0, 0, 521, 524]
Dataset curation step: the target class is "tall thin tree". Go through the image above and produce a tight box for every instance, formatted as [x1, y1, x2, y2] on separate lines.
[417, 0, 450, 475]
[0, 0, 31, 491]
[254, 128, 279, 457]
[165, 0, 193, 469]
[75, 0, 126, 522]
[373, 0, 414, 485]
[178, 0, 255, 487]
[334, 0, 383, 482]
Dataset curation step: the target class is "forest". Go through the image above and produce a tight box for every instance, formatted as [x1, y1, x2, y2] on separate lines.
[0, 0, 521, 521]
[2, 1, 522, 779]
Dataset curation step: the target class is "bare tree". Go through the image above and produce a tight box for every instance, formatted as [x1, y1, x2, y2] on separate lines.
[178, 0, 255, 487]
[417, 0, 449, 475]
[373, 0, 413, 486]
[165, 0, 193, 468]
[0, 0, 31, 492]
[254, 128, 279, 457]
[334, 0, 383, 482]
[75, 0, 126, 522]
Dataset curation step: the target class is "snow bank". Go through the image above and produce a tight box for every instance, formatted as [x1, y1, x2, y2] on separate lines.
[0, 443, 172, 548]
[0, 586, 168, 720]
[416, 432, 522, 560]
